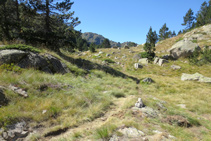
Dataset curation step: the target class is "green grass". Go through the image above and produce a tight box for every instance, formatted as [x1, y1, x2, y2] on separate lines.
[0, 44, 41, 53]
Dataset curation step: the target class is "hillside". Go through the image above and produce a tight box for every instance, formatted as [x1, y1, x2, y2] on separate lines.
[0, 25, 211, 141]
[82, 32, 137, 47]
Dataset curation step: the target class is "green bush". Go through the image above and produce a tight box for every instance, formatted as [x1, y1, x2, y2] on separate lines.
[139, 52, 155, 60]
[103, 59, 115, 63]
[189, 46, 211, 65]
[0, 44, 41, 53]
[0, 63, 22, 73]
[89, 46, 96, 53]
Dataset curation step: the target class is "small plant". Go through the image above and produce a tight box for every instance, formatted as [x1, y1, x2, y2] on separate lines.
[95, 127, 109, 140]
[192, 40, 197, 43]
[176, 37, 184, 42]
[0, 63, 22, 73]
[103, 59, 115, 63]
[111, 91, 125, 98]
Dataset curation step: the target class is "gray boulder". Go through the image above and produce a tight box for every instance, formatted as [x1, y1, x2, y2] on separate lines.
[171, 65, 181, 70]
[181, 73, 211, 83]
[135, 98, 144, 108]
[0, 50, 28, 65]
[134, 63, 143, 69]
[0, 49, 70, 74]
[138, 58, 148, 65]
[168, 40, 201, 59]
[142, 78, 154, 83]
[154, 57, 168, 66]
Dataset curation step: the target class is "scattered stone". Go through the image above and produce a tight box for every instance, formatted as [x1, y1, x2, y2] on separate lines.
[158, 59, 169, 66]
[98, 51, 103, 55]
[134, 63, 143, 69]
[1, 121, 29, 140]
[138, 58, 149, 65]
[122, 55, 126, 59]
[171, 65, 181, 70]
[116, 62, 121, 65]
[106, 54, 111, 57]
[163, 115, 191, 127]
[133, 54, 141, 61]
[118, 127, 145, 138]
[135, 98, 145, 108]
[156, 102, 167, 111]
[9, 85, 28, 98]
[177, 104, 186, 109]
[42, 110, 47, 114]
[181, 73, 211, 83]
[168, 40, 201, 59]
[142, 78, 154, 83]
[123, 46, 130, 49]
[153, 57, 159, 64]
[114, 57, 118, 60]
[132, 107, 159, 118]
[129, 50, 135, 53]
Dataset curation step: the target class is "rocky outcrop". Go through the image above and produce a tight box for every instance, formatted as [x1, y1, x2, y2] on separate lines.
[0, 49, 70, 74]
[135, 98, 144, 108]
[9, 85, 28, 98]
[181, 73, 211, 83]
[168, 40, 201, 59]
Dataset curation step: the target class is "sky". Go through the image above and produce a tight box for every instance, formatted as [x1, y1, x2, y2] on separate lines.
[71, 0, 208, 44]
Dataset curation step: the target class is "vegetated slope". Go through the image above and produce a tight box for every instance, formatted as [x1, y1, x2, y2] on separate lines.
[82, 32, 137, 47]
[0, 25, 211, 141]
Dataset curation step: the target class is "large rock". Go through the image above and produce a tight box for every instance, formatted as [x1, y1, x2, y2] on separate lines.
[171, 65, 181, 70]
[154, 57, 168, 66]
[0, 49, 28, 65]
[138, 58, 148, 65]
[0, 49, 70, 74]
[168, 40, 201, 59]
[181, 73, 211, 83]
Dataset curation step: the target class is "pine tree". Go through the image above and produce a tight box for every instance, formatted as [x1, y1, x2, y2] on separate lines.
[196, 1, 208, 27]
[182, 8, 195, 30]
[205, 0, 211, 24]
[101, 38, 111, 48]
[158, 23, 170, 41]
[143, 27, 157, 60]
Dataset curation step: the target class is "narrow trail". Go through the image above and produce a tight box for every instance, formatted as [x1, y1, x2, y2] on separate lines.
[48, 95, 135, 141]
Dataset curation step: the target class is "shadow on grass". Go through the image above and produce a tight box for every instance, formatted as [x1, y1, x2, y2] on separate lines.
[58, 52, 140, 83]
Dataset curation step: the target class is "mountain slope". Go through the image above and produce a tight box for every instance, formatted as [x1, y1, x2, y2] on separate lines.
[82, 32, 137, 47]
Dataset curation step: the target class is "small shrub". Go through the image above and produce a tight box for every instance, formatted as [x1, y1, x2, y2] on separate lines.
[139, 52, 155, 60]
[103, 59, 115, 63]
[189, 46, 211, 65]
[89, 46, 96, 53]
[95, 127, 109, 140]
[0, 63, 22, 73]
[111, 91, 125, 98]
[192, 40, 197, 43]
[176, 37, 183, 42]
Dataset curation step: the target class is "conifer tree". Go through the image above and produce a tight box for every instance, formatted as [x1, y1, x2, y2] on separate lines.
[101, 38, 111, 48]
[158, 23, 170, 41]
[143, 27, 157, 60]
[182, 8, 195, 30]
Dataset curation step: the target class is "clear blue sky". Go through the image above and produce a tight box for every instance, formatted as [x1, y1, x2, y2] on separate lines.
[72, 0, 208, 44]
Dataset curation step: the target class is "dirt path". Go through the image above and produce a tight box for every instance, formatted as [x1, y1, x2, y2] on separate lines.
[48, 95, 135, 140]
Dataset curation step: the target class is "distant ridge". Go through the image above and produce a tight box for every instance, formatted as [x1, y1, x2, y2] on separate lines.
[81, 32, 137, 47]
